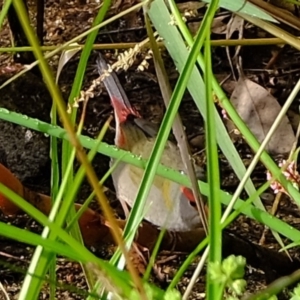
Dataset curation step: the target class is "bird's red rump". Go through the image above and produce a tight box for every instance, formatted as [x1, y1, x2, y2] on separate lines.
[180, 186, 196, 204]
[116, 127, 127, 148]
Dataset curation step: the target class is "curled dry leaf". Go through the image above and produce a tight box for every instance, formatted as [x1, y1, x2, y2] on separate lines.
[0, 164, 25, 215]
[176, 1, 205, 13]
[227, 14, 244, 39]
[188, 15, 229, 36]
[0, 163, 110, 247]
[226, 15, 244, 80]
[211, 15, 230, 34]
[56, 43, 81, 82]
[229, 77, 295, 154]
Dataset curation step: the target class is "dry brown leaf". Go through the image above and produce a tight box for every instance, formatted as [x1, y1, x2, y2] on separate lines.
[226, 15, 244, 80]
[176, 1, 205, 13]
[56, 43, 81, 82]
[230, 77, 295, 154]
[287, 110, 300, 132]
[188, 15, 229, 36]
[211, 15, 229, 34]
[227, 14, 244, 39]
[216, 73, 237, 94]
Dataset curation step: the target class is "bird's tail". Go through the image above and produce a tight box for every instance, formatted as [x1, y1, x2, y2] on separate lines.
[96, 53, 139, 123]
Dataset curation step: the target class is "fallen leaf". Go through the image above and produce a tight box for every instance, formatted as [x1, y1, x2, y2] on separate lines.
[0, 163, 26, 215]
[211, 15, 230, 34]
[176, 1, 205, 13]
[226, 15, 244, 79]
[56, 43, 81, 83]
[230, 77, 295, 154]
[188, 14, 231, 36]
[226, 14, 244, 39]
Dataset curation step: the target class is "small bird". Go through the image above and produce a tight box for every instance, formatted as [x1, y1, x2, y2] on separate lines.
[97, 54, 205, 232]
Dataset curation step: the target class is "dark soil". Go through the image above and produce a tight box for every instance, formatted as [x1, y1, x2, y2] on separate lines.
[1, 1, 300, 299]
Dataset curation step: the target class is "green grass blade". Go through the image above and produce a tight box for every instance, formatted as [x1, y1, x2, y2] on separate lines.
[149, 0, 264, 210]
[61, 0, 111, 178]
[0, 0, 12, 30]
[111, 0, 222, 270]
[202, 0, 277, 22]
[201, 3, 222, 298]
[0, 109, 300, 240]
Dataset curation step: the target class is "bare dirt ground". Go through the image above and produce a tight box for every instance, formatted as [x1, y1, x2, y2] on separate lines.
[1, 1, 300, 299]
